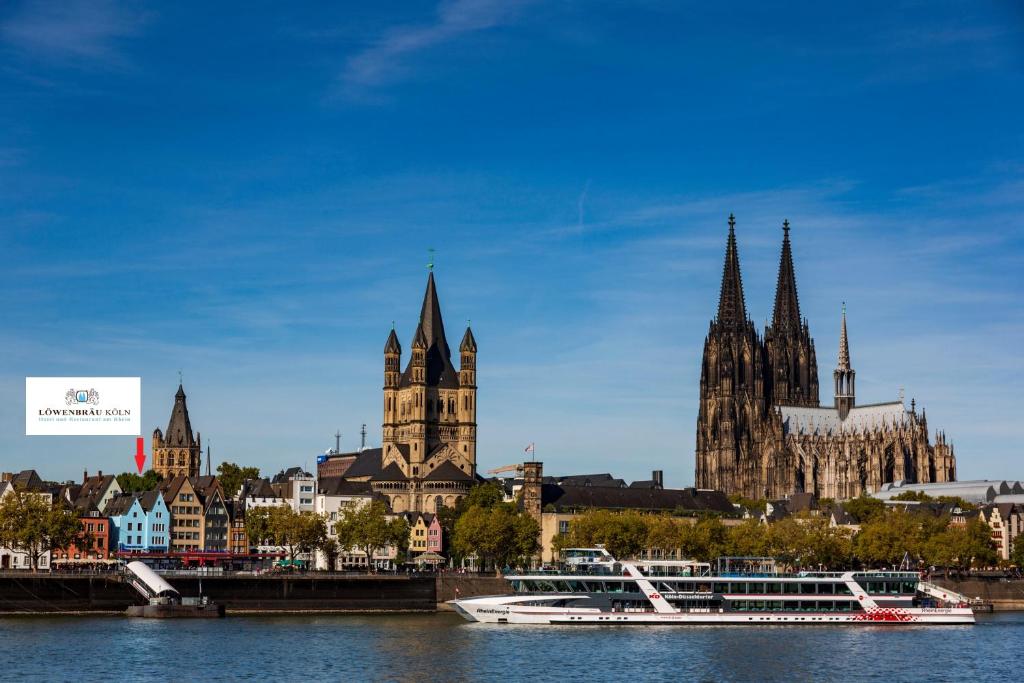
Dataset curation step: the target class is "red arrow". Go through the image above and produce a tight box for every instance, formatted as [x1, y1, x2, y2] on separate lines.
[134, 437, 146, 474]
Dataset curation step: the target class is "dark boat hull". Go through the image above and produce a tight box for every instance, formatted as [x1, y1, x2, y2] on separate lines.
[126, 603, 225, 618]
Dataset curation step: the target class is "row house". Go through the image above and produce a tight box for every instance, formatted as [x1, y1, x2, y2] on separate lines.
[979, 503, 1022, 562]
[105, 491, 170, 553]
[403, 512, 442, 556]
[52, 516, 112, 564]
[271, 467, 316, 513]
[0, 472, 54, 570]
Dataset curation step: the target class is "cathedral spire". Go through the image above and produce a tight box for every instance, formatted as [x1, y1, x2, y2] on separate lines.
[716, 214, 748, 328]
[837, 302, 851, 370]
[834, 303, 855, 419]
[771, 219, 801, 331]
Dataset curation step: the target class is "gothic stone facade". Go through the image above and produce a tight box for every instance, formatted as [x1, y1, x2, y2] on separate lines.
[375, 271, 478, 514]
[695, 217, 956, 500]
[152, 383, 202, 479]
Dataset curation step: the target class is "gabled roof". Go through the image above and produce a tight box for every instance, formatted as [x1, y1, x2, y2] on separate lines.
[372, 462, 409, 482]
[139, 490, 165, 512]
[343, 448, 384, 478]
[104, 493, 140, 517]
[384, 328, 401, 354]
[239, 478, 277, 499]
[272, 467, 312, 484]
[190, 475, 221, 497]
[317, 477, 373, 496]
[400, 272, 459, 389]
[158, 474, 191, 503]
[10, 469, 46, 492]
[829, 504, 858, 526]
[424, 460, 474, 482]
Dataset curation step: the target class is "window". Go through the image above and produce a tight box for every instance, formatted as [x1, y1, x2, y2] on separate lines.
[559, 521, 570, 535]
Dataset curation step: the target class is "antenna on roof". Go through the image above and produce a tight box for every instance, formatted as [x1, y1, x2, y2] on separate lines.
[361, 424, 367, 451]
[335, 430, 341, 454]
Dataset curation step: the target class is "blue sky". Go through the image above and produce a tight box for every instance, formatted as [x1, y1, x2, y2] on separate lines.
[1, 0, 1022, 485]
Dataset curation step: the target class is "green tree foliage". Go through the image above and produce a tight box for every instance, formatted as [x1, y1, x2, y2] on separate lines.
[855, 509, 928, 567]
[268, 506, 327, 563]
[1010, 539, 1024, 568]
[0, 491, 83, 570]
[216, 462, 261, 498]
[453, 502, 539, 572]
[115, 470, 163, 494]
[243, 505, 328, 563]
[725, 519, 769, 557]
[438, 482, 505, 557]
[841, 495, 886, 523]
[554, 509, 650, 560]
[244, 506, 273, 548]
[924, 519, 997, 570]
[681, 517, 729, 562]
[334, 500, 409, 569]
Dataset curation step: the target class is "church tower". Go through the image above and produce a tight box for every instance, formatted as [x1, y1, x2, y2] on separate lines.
[833, 304, 856, 420]
[152, 383, 201, 479]
[695, 215, 770, 498]
[377, 270, 477, 513]
[764, 221, 819, 407]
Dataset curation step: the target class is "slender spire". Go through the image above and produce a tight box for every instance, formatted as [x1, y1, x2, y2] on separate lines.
[166, 383, 196, 448]
[771, 219, 801, 331]
[716, 214, 748, 328]
[402, 271, 459, 387]
[384, 328, 401, 354]
[837, 302, 851, 370]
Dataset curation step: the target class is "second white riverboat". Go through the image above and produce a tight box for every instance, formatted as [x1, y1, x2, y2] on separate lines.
[451, 548, 974, 625]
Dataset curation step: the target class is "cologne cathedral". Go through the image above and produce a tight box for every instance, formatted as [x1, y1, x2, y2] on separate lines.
[695, 216, 956, 500]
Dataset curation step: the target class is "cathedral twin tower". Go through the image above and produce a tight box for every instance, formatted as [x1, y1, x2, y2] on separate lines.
[696, 216, 956, 500]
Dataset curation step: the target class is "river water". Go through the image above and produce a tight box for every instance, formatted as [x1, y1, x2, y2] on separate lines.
[1, 612, 1020, 682]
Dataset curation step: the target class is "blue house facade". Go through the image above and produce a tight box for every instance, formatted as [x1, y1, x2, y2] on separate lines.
[104, 491, 169, 553]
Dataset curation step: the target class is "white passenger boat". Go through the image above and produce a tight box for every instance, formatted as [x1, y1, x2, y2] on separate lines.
[451, 548, 974, 625]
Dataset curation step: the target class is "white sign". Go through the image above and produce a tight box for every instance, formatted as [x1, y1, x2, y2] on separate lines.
[26, 377, 141, 436]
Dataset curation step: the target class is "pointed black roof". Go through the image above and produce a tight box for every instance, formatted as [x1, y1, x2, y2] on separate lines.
[460, 326, 477, 353]
[165, 384, 197, 448]
[385, 328, 401, 354]
[771, 220, 801, 332]
[716, 215, 748, 329]
[401, 272, 459, 388]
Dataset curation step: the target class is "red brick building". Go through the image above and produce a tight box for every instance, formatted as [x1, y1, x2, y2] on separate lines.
[53, 516, 111, 564]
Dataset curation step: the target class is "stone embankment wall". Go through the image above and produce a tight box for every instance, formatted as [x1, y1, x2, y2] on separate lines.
[435, 574, 508, 609]
[0, 573, 436, 613]
[934, 577, 1024, 610]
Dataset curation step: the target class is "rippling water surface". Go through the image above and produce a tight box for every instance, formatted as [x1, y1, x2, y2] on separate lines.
[1, 612, 1021, 682]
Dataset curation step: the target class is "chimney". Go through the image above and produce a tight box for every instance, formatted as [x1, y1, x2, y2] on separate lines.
[83, 470, 88, 483]
[653, 470, 664, 489]
[98, 470, 102, 478]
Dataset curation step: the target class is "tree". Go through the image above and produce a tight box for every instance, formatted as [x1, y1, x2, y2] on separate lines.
[244, 506, 274, 549]
[115, 470, 163, 494]
[554, 509, 649, 560]
[645, 515, 686, 556]
[681, 517, 728, 562]
[855, 509, 927, 568]
[842, 495, 885, 523]
[318, 537, 341, 571]
[1011, 539, 1024, 568]
[0, 491, 82, 571]
[924, 519, 997, 571]
[437, 482, 505, 560]
[453, 502, 539, 572]
[216, 462, 261, 498]
[268, 506, 327, 564]
[334, 500, 408, 570]
[725, 519, 769, 557]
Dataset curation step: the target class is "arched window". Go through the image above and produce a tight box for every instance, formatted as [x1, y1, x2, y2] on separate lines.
[434, 496, 443, 511]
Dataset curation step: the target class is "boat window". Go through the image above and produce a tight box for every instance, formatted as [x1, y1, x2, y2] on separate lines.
[800, 583, 816, 594]
[784, 583, 800, 594]
[606, 581, 624, 593]
[836, 584, 852, 595]
[784, 601, 799, 611]
[536, 580, 557, 593]
[764, 583, 781, 594]
[903, 581, 917, 594]
[817, 583, 834, 595]
[713, 582, 728, 593]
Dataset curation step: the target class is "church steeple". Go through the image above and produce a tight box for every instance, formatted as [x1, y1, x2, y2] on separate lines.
[716, 214, 748, 328]
[764, 220, 819, 407]
[771, 220, 801, 331]
[153, 382, 201, 479]
[401, 272, 458, 388]
[833, 303, 856, 419]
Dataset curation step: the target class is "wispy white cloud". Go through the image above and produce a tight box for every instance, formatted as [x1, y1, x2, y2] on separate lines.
[339, 0, 536, 98]
[1, 0, 149, 69]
